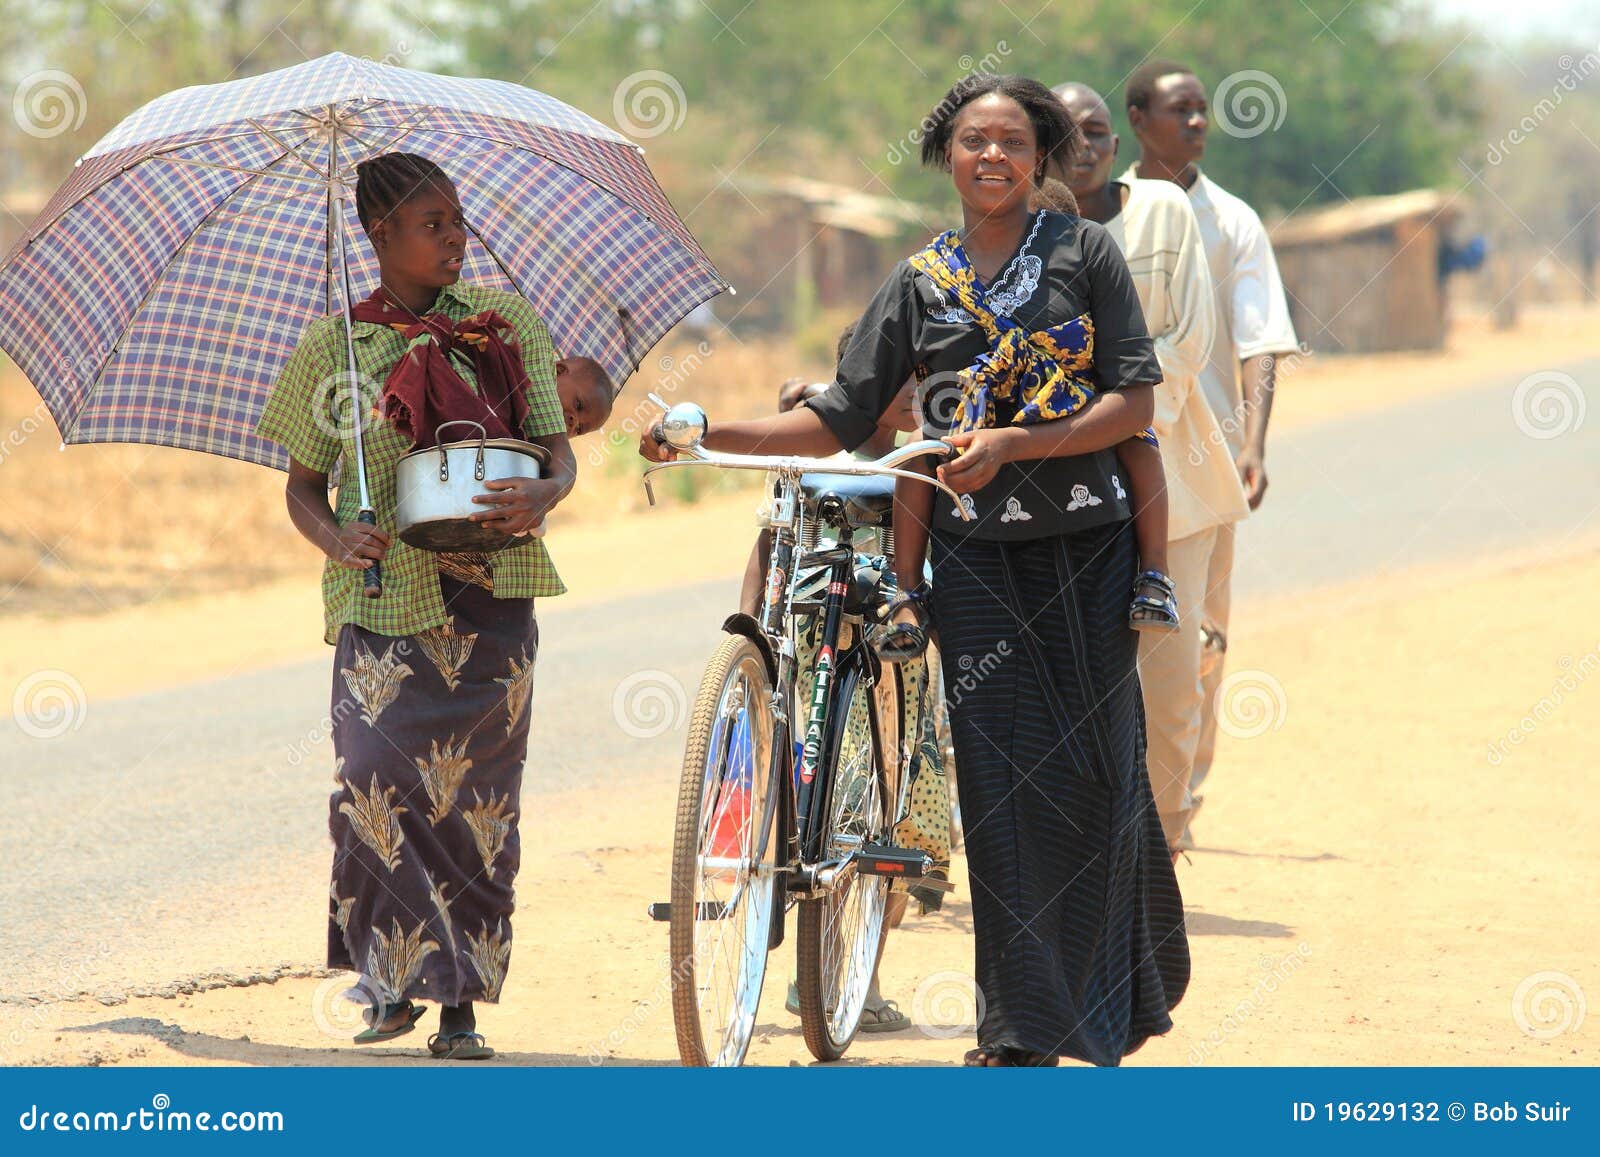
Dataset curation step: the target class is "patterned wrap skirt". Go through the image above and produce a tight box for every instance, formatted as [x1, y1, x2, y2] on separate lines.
[929, 519, 1189, 1066]
[326, 563, 537, 1007]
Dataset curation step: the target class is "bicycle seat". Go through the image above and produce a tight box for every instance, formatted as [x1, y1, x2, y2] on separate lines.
[799, 472, 895, 527]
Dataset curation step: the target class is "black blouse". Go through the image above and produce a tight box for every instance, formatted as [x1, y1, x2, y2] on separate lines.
[807, 210, 1161, 540]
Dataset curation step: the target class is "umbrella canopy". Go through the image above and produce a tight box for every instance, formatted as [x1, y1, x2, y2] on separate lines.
[0, 52, 726, 470]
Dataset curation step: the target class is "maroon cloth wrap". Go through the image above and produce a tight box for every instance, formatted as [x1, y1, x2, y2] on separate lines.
[350, 291, 532, 449]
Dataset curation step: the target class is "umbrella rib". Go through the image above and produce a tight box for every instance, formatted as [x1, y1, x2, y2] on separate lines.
[59, 154, 291, 442]
[158, 153, 328, 187]
[248, 118, 333, 179]
[337, 106, 433, 162]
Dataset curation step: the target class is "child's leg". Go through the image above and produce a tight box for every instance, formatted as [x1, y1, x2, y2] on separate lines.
[1115, 437, 1168, 576]
[1116, 438, 1178, 629]
[871, 468, 936, 660]
[739, 528, 772, 618]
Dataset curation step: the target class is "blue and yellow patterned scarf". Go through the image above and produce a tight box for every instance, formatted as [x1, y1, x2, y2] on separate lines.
[908, 226, 1156, 447]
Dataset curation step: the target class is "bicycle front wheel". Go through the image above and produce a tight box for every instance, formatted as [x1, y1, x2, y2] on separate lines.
[795, 660, 891, 1061]
[668, 634, 778, 1067]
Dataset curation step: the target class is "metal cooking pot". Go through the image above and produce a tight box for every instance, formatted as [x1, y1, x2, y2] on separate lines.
[394, 419, 551, 553]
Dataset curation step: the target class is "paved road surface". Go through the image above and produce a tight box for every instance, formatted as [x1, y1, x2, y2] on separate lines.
[1, 361, 1595, 1003]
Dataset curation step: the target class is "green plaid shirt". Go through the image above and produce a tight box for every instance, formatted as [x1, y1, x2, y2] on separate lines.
[256, 281, 567, 645]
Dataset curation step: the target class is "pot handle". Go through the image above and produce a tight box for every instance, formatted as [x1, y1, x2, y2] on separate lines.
[432, 420, 488, 483]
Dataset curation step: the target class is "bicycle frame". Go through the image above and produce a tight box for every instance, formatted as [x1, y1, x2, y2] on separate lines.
[641, 410, 971, 905]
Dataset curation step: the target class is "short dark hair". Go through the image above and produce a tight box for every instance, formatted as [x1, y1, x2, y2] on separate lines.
[354, 151, 456, 236]
[1125, 59, 1196, 112]
[564, 355, 616, 405]
[1032, 176, 1079, 216]
[918, 74, 1081, 174]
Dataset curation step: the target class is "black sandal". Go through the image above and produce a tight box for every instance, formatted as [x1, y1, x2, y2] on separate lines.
[1130, 569, 1179, 633]
[871, 583, 930, 664]
[352, 999, 426, 1044]
[427, 1030, 495, 1060]
[962, 1044, 1059, 1067]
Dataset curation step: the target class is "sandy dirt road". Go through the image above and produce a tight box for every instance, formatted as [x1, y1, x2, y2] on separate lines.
[1, 352, 1596, 1067]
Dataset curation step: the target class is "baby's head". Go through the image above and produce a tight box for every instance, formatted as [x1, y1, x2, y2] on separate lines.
[554, 356, 615, 436]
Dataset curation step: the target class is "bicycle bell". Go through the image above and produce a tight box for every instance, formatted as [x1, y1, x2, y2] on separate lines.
[659, 401, 708, 451]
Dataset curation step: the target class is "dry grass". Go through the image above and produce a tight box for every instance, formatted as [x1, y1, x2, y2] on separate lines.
[0, 330, 820, 619]
[4, 301, 1596, 621]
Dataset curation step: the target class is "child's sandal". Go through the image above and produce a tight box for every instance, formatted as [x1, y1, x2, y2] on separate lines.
[1129, 569, 1180, 633]
[871, 582, 930, 664]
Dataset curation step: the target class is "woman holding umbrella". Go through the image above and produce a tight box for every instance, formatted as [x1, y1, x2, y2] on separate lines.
[258, 151, 576, 1060]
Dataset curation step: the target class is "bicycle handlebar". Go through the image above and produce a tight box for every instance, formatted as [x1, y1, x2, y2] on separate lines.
[641, 436, 975, 521]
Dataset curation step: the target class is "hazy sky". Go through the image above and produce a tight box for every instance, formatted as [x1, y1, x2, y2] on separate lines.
[1428, 0, 1600, 41]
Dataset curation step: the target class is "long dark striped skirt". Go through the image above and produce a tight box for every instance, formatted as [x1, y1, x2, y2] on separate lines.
[326, 571, 537, 1007]
[929, 519, 1188, 1066]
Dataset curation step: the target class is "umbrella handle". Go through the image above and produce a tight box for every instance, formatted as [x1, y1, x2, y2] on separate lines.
[358, 509, 384, 598]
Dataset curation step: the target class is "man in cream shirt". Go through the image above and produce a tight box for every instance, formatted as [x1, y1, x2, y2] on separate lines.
[1122, 61, 1300, 848]
[1051, 82, 1248, 858]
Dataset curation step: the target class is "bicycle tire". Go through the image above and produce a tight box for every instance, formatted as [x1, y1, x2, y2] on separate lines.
[795, 659, 892, 1061]
[668, 634, 778, 1067]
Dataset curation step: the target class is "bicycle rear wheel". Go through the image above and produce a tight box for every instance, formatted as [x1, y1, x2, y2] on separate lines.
[668, 635, 778, 1067]
[795, 660, 891, 1061]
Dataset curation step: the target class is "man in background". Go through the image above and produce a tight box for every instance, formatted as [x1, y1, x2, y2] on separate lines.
[1123, 60, 1300, 850]
[1052, 81, 1247, 861]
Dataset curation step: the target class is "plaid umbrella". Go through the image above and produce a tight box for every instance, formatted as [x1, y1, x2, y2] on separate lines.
[0, 51, 727, 483]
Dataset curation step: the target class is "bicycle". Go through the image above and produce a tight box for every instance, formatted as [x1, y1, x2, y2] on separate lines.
[640, 397, 970, 1066]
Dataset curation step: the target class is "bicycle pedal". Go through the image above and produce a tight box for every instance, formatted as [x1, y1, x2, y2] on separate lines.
[854, 844, 933, 879]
